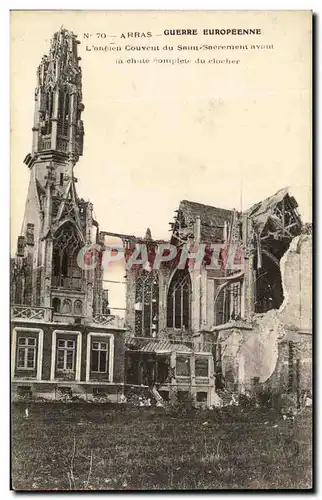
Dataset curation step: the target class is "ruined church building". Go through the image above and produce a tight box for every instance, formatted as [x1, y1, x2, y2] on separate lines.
[11, 28, 312, 406]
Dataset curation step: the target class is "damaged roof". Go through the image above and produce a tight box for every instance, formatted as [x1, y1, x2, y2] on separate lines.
[125, 337, 193, 353]
[179, 199, 234, 243]
[245, 187, 301, 235]
[246, 187, 290, 218]
[246, 187, 289, 234]
[174, 188, 301, 241]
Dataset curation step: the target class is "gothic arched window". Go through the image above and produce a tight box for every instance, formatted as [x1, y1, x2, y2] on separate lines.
[135, 270, 159, 337]
[74, 299, 83, 316]
[52, 297, 61, 313]
[62, 298, 72, 314]
[42, 90, 53, 136]
[215, 281, 242, 326]
[254, 253, 283, 313]
[52, 223, 83, 290]
[167, 269, 191, 330]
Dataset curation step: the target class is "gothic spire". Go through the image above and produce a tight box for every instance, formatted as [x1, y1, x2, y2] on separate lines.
[26, 27, 85, 167]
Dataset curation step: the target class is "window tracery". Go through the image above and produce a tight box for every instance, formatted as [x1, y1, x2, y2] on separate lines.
[135, 270, 159, 337]
[52, 223, 82, 290]
[167, 269, 191, 330]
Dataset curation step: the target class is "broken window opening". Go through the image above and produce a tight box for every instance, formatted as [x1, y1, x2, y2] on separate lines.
[52, 223, 83, 291]
[135, 270, 159, 337]
[61, 298, 72, 314]
[156, 355, 170, 385]
[58, 89, 70, 137]
[41, 90, 53, 136]
[136, 356, 156, 386]
[17, 386, 32, 398]
[213, 343, 225, 390]
[74, 299, 83, 316]
[195, 356, 209, 378]
[288, 341, 294, 392]
[176, 355, 191, 377]
[167, 269, 191, 330]
[254, 252, 284, 313]
[26, 223, 35, 246]
[52, 297, 61, 313]
[214, 281, 242, 326]
[125, 352, 169, 387]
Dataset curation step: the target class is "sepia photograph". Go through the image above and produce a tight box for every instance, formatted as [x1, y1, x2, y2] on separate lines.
[10, 10, 312, 491]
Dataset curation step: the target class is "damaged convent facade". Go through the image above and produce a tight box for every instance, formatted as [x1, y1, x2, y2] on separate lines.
[11, 28, 312, 406]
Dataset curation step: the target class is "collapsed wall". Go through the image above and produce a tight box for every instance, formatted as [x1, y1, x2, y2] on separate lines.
[223, 233, 312, 393]
[278, 233, 312, 331]
[237, 310, 283, 387]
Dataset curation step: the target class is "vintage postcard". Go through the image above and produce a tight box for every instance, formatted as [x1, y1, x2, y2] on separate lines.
[10, 10, 312, 490]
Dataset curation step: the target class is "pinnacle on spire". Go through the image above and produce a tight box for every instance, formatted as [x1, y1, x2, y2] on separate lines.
[36, 27, 82, 96]
[29, 27, 84, 163]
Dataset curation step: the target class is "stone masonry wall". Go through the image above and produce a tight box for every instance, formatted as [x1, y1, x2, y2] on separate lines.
[224, 234, 312, 392]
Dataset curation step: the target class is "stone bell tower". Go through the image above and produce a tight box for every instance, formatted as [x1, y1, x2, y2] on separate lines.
[11, 28, 103, 321]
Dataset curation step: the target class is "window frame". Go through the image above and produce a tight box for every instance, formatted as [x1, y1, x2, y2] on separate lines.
[17, 385, 32, 398]
[90, 341, 109, 374]
[229, 282, 242, 320]
[50, 330, 82, 381]
[86, 333, 114, 382]
[196, 391, 208, 403]
[167, 269, 191, 330]
[135, 269, 159, 337]
[52, 297, 61, 313]
[52, 222, 83, 291]
[56, 338, 76, 372]
[16, 337, 37, 370]
[12, 328, 44, 381]
[195, 354, 210, 379]
[214, 280, 243, 326]
[74, 299, 83, 316]
[175, 353, 191, 378]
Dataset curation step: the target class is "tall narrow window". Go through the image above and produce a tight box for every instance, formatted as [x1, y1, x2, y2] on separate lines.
[61, 299, 72, 314]
[288, 341, 294, 392]
[17, 337, 36, 370]
[215, 281, 242, 326]
[26, 223, 35, 246]
[41, 91, 53, 136]
[91, 341, 108, 373]
[176, 355, 191, 377]
[17, 386, 32, 398]
[58, 89, 70, 137]
[229, 282, 241, 320]
[135, 270, 159, 337]
[57, 339, 75, 371]
[74, 300, 83, 315]
[215, 343, 224, 390]
[52, 223, 83, 290]
[167, 269, 191, 329]
[52, 297, 61, 313]
[255, 254, 284, 313]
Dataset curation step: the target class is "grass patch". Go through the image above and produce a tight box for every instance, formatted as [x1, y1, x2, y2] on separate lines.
[11, 403, 312, 491]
